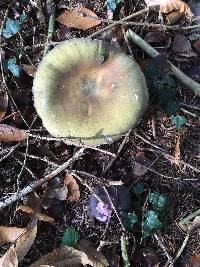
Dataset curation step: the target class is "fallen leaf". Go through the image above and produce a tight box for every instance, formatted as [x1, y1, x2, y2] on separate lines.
[165, 9, 183, 24]
[88, 185, 112, 223]
[0, 90, 8, 120]
[64, 174, 80, 201]
[57, 6, 101, 30]
[132, 152, 152, 177]
[187, 64, 200, 82]
[15, 218, 38, 262]
[77, 239, 108, 267]
[193, 39, 200, 53]
[0, 124, 28, 141]
[17, 205, 54, 223]
[29, 246, 93, 267]
[144, 32, 171, 48]
[0, 245, 18, 267]
[145, 0, 194, 19]
[185, 254, 200, 267]
[22, 64, 37, 77]
[172, 35, 197, 58]
[28, 191, 41, 210]
[0, 226, 25, 245]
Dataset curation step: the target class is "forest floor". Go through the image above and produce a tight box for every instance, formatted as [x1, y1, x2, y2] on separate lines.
[0, 0, 200, 266]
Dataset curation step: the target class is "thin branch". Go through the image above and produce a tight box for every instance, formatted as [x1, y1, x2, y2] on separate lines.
[89, 7, 151, 38]
[0, 148, 85, 210]
[43, 0, 55, 55]
[127, 29, 200, 96]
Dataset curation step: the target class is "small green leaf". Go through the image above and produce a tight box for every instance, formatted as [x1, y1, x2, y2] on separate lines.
[61, 227, 80, 247]
[20, 12, 27, 23]
[122, 211, 137, 231]
[5, 58, 22, 77]
[171, 115, 187, 129]
[142, 210, 163, 237]
[149, 193, 167, 212]
[132, 183, 144, 195]
[2, 18, 21, 38]
[107, 0, 124, 11]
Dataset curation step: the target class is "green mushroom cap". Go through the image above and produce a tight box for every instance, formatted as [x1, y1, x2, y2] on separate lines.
[33, 38, 149, 146]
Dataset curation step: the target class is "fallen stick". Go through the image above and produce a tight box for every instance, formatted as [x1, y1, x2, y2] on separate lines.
[0, 148, 85, 210]
[89, 7, 150, 38]
[126, 29, 200, 96]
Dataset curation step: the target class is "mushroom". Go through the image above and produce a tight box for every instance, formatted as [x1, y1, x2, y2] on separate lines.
[33, 38, 148, 145]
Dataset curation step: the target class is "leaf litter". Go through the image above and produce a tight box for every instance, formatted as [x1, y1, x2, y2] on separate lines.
[0, 0, 200, 266]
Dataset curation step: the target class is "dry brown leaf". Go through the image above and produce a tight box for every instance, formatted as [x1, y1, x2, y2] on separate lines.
[165, 9, 183, 24]
[0, 124, 27, 142]
[0, 245, 18, 267]
[57, 6, 101, 30]
[145, 0, 194, 18]
[15, 218, 38, 262]
[0, 90, 8, 120]
[64, 174, 80, 201]
[185, 254, 200, 267]
[28, 191, 41, 210]
[132, 152, 152, 177]
[0, 226, 26, 245]
[77, 239, 108, 267]
[17, 205, 54, 223]
[29, 246, 93, 267]
[22, 64, 37, 77]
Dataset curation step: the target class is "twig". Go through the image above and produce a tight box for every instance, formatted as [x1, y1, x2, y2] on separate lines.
[27, 133, 115, 157]
[127, 29, 200, 96]
[121, 235, 131, 267]
[0, 148, 85, 210]
[172, 233, 190, 264]
[102, 130, 131, 175]
[43, 0, 55, 55]
[15, 158, 37, 180]
[0, 142, 21, 162]
[154, 233, 174, 265]
[121, 21, 200, 31]
[179, 209, 200, 225]
[134, 134, 200, 173]
[103, 186, 125, 231]
[89, 7, 150, 38]
[180, 107, 197, 118]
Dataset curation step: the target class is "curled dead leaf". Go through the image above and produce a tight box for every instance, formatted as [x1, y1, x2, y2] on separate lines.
[17, 205, 54, 223]
[77, 239, 108, 267]
[57, 6, 101, 30]
[15, 218, 38, 262]
[64, 174, 80, 201]
[0, 245, 18, 267]
[29, 246, 93, 267]
[145, 0, 194, 19]
[132, 152, 152, 177]
[0, 226, 25, 245]
[0, 124, 27, 142]
[0, 90, 8, 120]
[185, 254, 200, 267]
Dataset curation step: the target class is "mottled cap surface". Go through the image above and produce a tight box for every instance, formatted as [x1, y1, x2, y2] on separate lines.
[33, 38, 149, 145]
